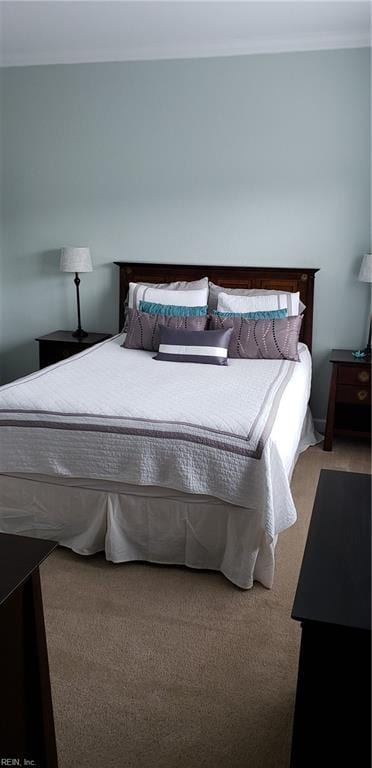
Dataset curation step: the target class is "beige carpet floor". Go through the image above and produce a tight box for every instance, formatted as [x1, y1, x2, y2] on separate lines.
[41, 439, 371, 768]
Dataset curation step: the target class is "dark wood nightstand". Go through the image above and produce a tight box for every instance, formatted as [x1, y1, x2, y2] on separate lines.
[35, 330, 112, 369]
[324, 349, 371, 451]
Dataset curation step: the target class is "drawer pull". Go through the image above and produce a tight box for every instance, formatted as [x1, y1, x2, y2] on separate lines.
[357, 390, 368, 401]
[358, 370, 370, 383]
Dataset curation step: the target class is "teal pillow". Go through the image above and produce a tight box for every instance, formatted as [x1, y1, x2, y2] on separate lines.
[139, 300, 208, 317]
[212, 308, 288, 320]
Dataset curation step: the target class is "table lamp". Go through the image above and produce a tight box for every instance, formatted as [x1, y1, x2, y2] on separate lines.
[60, 247, 93, 338]
[357, 253, 372, 358]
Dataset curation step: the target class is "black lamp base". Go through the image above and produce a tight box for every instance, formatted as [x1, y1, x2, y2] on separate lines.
[71, 272, 88, 339]
[72, 328, 88, 339]
[362, 316, 372, 358]
[353, 317, 372, 359]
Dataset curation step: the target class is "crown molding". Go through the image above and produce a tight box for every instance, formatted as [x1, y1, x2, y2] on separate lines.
[1, 32, 370, 67]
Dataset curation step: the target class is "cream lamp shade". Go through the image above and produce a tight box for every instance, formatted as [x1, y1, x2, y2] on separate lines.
[358, 253, 372, 283]
[60, 247, 93, 273]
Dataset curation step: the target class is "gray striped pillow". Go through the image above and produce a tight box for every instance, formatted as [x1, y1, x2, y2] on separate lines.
[154, 327, 233, 365]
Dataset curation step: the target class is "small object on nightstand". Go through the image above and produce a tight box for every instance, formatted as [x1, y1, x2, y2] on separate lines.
[324, 349, 371, 451]
[35, 330, 112, 369]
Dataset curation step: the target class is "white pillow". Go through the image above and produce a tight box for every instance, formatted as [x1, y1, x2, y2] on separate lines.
[217, 290, 300, 316]
[129, 283, 209, 310]
[208, 282, 305, 315]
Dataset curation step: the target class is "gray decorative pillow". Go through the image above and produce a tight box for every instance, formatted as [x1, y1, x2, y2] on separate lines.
[209, 313, 303, 361]
[123, 309, 208, 352]
[208, 281, 305, 315]
[154, 326, 233, 365]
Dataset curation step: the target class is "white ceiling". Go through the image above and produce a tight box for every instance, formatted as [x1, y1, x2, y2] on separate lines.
[0, 1, 370, 68]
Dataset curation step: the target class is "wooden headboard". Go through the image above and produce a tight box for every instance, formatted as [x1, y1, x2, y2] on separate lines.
[114, 263, 319, 350]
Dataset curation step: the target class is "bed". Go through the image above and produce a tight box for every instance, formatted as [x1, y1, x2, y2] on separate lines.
[0, 263, 319, 589]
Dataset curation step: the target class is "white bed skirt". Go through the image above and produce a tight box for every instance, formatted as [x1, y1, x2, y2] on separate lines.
[0, 409, 320, 589]
[0, 474, 276, 589]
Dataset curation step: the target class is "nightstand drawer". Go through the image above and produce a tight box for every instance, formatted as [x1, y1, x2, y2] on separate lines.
[337, 365, 371, 386]
[52, 343, 85, 359]
[39, 342, 83, 368]
[336, 385, 371, 405]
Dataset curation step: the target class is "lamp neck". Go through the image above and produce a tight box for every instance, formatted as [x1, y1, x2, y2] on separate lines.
[72, 271, 88, 338]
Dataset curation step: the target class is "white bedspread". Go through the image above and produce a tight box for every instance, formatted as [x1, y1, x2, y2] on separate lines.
[0, 335, 314, 539]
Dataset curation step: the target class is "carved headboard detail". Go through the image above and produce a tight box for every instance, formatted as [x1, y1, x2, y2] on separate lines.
[114, 263, 318, 350]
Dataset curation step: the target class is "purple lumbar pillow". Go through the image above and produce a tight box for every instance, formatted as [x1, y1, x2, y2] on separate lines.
[153, 326, 233, 365]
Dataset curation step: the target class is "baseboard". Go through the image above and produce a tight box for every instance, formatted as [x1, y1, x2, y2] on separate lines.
[314, 418, 326, 435]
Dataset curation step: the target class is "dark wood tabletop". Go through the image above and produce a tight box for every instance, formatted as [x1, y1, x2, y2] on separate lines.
[35, 330, 112, 344]
[290, 469, 371, 768]
[0, 532, 59, 766]
[0, 532, 57, 606]
[292, 470, 371, 631]
[329, 349, 372, 365]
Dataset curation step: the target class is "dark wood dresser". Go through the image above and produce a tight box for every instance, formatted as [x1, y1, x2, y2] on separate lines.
[290, 470, 371, 767]
[324, 350, 371, 450]
[0, 533, 58, 767]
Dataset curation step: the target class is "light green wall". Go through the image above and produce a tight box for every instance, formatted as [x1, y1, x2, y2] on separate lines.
[1, 48, 370, 419]
[0, 69, 4, 366]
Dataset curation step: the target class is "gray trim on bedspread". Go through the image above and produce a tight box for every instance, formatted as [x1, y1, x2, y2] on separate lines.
[0, 359, 295, 460]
